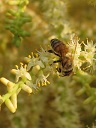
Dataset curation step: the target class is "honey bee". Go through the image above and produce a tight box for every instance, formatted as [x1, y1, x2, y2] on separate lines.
[48, 38, 73, 76]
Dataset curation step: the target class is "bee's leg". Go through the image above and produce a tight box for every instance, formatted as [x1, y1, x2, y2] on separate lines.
[53, 59, 61, 63]
[48, 50, 54, 53]
[50, 59, 61, 66]
[56, 67, 61, 73]
[48, 50, 60, 57]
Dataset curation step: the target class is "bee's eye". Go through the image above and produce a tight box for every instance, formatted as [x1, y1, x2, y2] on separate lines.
[51, 39, 59, 43]
[50, 39, 59, 48]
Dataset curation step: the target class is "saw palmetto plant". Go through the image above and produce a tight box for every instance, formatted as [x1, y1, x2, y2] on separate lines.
[0, 0, 96, 128]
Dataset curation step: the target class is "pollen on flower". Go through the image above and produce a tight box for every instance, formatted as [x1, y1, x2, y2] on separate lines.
[15, 65, 18, 69]
[36, 72, 50, 88]
[41, 82, 46, 86]
[24, 64, 27, 69]
[28, 55, 31, 58]
[20, 62, 24, 66]
[37, 82, 40, 87]
[11, 63, 32, 82]
[34, 53, 39, 58]
[31, 52, 34, 57]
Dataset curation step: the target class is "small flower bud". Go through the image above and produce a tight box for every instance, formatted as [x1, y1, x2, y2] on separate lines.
[5, 99, 16, 113]
[11, 69, 17, 75]
[11, 93, 17, 109]
[24, 57, 30, 63]
[32, 65, 40, 74]
[0, 77, 10, 86]
[7, 82, 15, 92]
[7, 81, 15, 88]
[21, 84, 32, 94]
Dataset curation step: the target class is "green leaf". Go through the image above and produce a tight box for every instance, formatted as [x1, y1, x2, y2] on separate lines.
[12, 36, 22, 47]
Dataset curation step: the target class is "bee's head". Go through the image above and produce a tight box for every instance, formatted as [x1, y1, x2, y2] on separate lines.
[50, 38, 60, 48]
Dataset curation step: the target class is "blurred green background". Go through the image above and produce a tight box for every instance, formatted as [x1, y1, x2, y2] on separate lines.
[0, 0, 96, 128]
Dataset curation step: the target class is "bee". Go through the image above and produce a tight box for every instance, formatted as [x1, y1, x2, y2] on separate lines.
[48, 38, 73, 76]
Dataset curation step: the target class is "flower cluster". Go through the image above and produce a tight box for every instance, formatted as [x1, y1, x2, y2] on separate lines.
[0, 48, 54, 113]
[0, 35, 96, 113]
[68, 34, 96, 73]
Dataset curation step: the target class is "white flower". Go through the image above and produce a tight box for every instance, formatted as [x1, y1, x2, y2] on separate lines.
[11, 64, 31, 82]
[68, 34, 82, 69]
[27, 56, 45, 71]
[38, 47, 55, 65]
[73, 56, 82, 70]
[83, 40, 96, 65]
[36, 70, 50, 86]
[26, 80, 39, 91]
[69, 34, 81, 57]
[85, 40, 96, 53]
[38, 48, 49, 63]
[69, 35, 96, 72]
